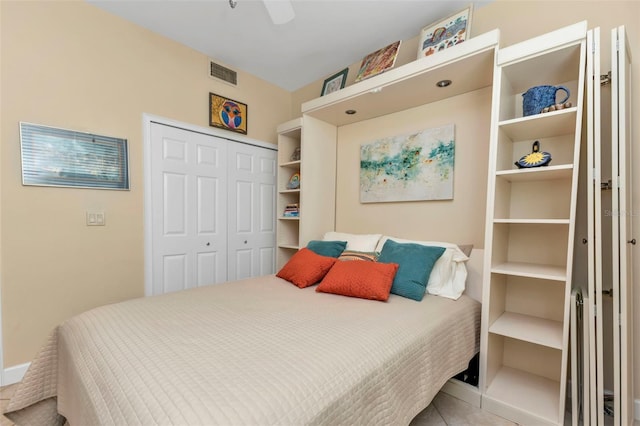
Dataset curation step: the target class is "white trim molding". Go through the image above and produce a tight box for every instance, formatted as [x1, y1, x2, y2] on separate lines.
[441, 379, 481, 408]
[3, 362, 29, 386]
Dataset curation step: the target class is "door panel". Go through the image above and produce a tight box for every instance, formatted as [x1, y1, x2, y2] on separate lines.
[611, 25, 633, 426]
[151, 123, 228, 295]
[227, 143, 277, 280]
[584, 27, 600, 426]
[197, 177, 218, 234]
[164, 173, 187, 235]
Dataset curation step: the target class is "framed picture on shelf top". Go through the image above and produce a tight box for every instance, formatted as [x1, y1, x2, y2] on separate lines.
[209, 92, 248, 134]
[354, 40, 401, 83]
[416, 4, 473, 59]
[321, 68, 349, 96]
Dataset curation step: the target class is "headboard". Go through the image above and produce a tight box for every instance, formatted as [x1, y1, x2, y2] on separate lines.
[465, 249, 484, 303]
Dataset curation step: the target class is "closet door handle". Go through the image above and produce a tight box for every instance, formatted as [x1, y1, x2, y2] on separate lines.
[206, 242, 211, 246]
[628, 238, 636, 245]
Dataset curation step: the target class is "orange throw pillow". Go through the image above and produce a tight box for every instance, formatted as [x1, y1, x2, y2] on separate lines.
[316, 260, 398, 301]
[276, 248, 337, 288]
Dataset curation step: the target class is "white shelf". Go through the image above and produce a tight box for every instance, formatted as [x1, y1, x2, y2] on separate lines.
[276, 118, 302, 136]
[485, 366, 561, 425]
[495, 164, 573, 181]
[279, 189, 300, 194]
[302, 29, 499, 126]
[493, 218, 570, 224]
[491, 261, 566, 281]
[278, 216, 300, 221]
[278, 244, 299, 250]
[498, 108, 578, 140]
[489, 312, 563, 349]
[279, 160, 301, 169]
[497, 21, 586, 82]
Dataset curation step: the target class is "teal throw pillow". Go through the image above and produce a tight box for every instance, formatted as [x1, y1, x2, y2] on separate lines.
[306, 240, 347, 258]
[377, 240, 445, 301]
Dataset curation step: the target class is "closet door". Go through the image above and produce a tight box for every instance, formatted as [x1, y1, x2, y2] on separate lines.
[584, 27, 601, 426]
[610, 25, 633, 426]
[150, 123, 228, 295]
[227, 142, 277, 281]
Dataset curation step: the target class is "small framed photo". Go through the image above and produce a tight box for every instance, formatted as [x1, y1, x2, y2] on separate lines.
[354, 40, 402, 83]
[416, 5, 473, 59]
[321, 68, 349, 96]
[209, 92, 248, 134]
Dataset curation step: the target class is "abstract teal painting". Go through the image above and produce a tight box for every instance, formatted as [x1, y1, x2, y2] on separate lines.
[360, 124, 454, 203]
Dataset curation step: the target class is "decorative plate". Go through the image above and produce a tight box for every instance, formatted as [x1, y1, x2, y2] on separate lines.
[286, 172, 300, 189]
[515, 141, 551, 168]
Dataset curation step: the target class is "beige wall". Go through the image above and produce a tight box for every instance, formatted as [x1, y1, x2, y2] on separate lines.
[0, 0, 292, 367]
[334, 88, 492, 247]
[293, 0, 640, 411]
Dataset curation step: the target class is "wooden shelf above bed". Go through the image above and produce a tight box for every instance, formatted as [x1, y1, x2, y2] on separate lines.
[301, 29, 499, 127]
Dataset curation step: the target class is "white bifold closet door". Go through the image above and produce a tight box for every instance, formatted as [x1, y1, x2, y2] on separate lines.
[586, 26, 633, 426]
[149, 122, 276, 296]
[609, 25, 633, 426]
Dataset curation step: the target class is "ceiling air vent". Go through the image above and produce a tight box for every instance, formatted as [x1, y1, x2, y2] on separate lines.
[209, 60, 237, 86]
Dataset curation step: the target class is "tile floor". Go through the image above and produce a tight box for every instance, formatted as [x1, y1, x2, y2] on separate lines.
[2, 382, 639, 426]
[0, 383, 515, 426]
[409, 392, 516, 426]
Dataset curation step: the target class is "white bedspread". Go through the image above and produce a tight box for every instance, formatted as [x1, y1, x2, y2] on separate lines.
[6, 274, 480, 425]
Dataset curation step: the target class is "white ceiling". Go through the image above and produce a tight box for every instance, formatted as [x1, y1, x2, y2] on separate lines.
[87, 0, 491, 92]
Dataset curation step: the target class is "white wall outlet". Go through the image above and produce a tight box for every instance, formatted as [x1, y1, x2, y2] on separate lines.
[86, 211, 105, 226]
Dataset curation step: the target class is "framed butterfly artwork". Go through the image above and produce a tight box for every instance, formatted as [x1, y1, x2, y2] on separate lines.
[209, 92, 248, 134]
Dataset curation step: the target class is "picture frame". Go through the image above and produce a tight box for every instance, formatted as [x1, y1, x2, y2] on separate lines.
[360, 124, 455, 203]
[209, 92, 248, 134]
[321, 68, 349, 96]
[354, 40, 402, 83]
[416, 5, 473, 59]
[20, 122, 130, 190]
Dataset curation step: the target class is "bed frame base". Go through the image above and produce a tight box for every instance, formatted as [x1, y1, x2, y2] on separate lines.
[441, 378, 481, 408]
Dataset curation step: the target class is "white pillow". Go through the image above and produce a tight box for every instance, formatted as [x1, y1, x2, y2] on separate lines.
[323, 231, 382, 252]
[375, 236, 469, 300]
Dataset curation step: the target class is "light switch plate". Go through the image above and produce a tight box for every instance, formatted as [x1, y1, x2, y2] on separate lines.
[86, 211, 105, 226]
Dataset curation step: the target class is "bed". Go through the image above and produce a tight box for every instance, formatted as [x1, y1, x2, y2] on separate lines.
[5, 237, 482, 426]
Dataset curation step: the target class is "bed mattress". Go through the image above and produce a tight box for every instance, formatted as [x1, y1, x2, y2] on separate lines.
[6, 274, 480, 425]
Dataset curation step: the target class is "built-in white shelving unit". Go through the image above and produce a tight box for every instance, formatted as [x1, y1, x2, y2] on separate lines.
[276, 29, 500, 270]
[479, 21, 587, 426]
[275, 117, 338, 269]
[276, 119, 302, 268]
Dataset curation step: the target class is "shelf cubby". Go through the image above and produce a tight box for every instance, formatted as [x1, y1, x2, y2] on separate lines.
[493, 174, 572, 220]
[490, 222, 569, 268]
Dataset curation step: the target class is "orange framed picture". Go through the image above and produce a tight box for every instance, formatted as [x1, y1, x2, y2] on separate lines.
[354, 40, 402, 83]
[209, 92, 248, 134]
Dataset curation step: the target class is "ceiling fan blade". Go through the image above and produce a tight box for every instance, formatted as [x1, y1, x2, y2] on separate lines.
[263, 0, 294, 25]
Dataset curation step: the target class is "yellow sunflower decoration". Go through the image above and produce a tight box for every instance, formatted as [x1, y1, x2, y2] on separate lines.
[515, 141, 551, 168]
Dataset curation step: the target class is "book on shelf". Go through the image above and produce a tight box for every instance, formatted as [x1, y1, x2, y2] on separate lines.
[283, 203, 299, 217]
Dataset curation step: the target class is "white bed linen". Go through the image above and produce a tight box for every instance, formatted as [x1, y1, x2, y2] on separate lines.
[6, 274, 480, 426]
